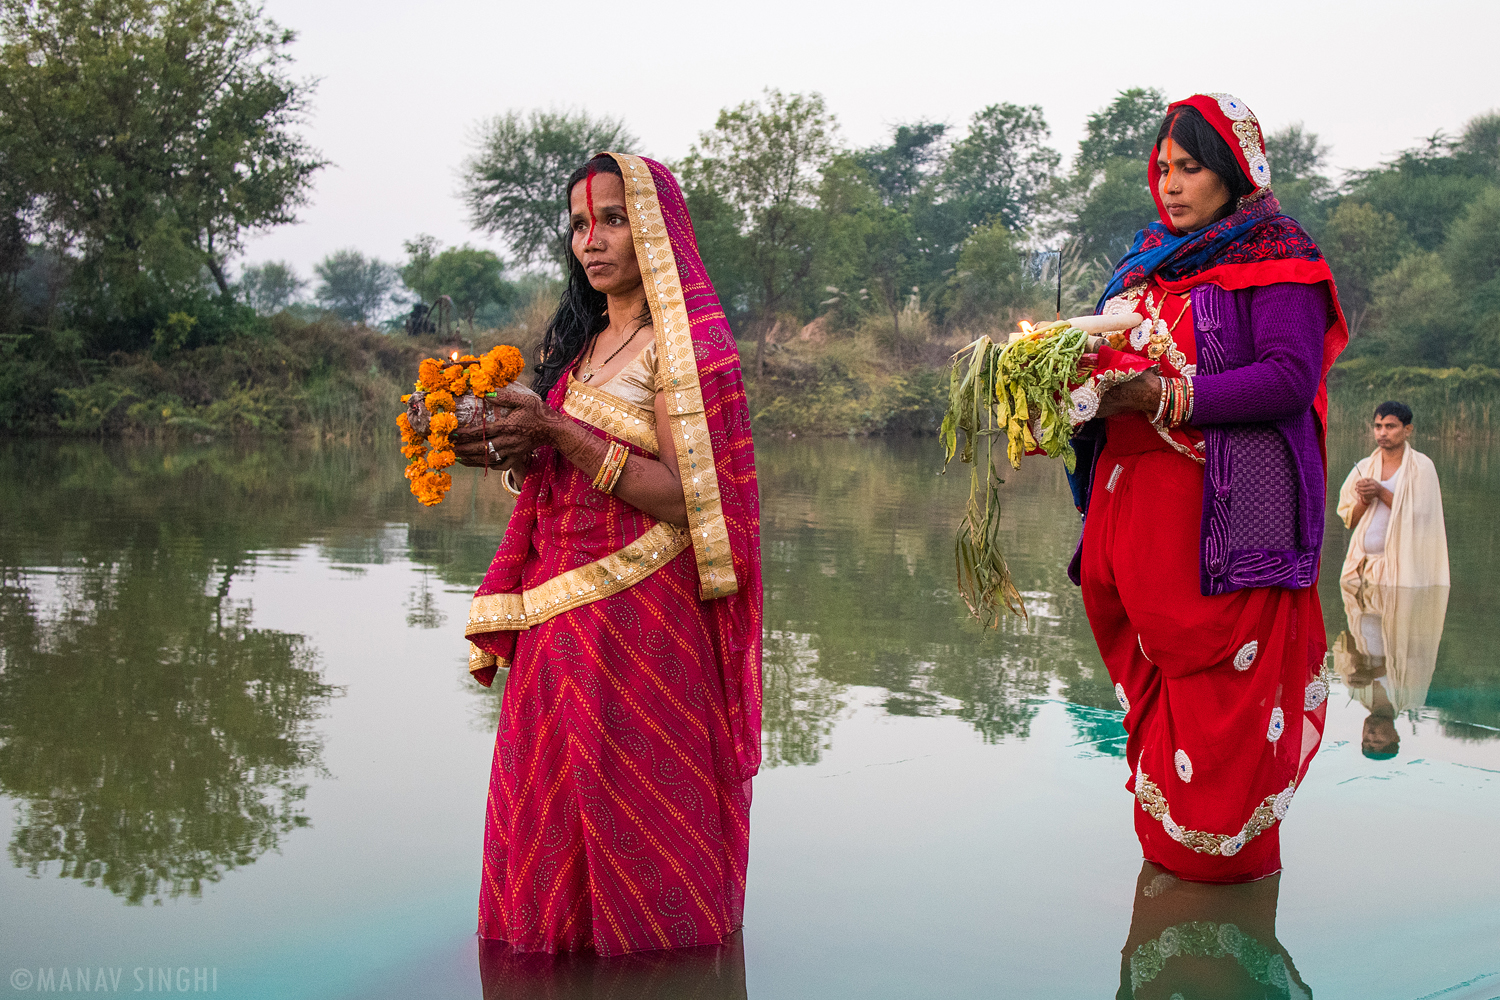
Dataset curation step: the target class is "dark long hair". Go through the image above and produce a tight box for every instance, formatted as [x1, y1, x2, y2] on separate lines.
[1155, 106, 1257, 224]
[533, 154, 618, 399]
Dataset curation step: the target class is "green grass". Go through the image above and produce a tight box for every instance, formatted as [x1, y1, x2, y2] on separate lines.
[1328, 359, 1500, 437]
[19, 315, 434, 441]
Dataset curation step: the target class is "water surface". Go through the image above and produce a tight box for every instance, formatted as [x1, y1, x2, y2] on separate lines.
[0, 433, 1496, 998]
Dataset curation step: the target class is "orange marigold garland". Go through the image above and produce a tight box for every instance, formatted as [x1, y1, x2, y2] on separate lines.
[400, 344, 527, 506]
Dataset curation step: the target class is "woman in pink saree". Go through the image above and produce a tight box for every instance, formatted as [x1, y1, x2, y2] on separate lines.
[452, 152, 762, 956]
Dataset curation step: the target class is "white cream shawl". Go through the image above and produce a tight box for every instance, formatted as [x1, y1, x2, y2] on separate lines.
[1337, 445, 1449, 588]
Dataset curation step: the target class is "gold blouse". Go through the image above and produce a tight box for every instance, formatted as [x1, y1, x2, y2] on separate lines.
[601, 339, 657, 409]
[561, 341, 660, 455]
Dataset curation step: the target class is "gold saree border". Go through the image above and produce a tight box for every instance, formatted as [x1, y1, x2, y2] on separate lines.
[562, 376, 659, 455]
[1135, 769, 1294, 857]
[468, 643, 510, 678]
[465, 521, 690, 636]
[604, 151, 738, 600]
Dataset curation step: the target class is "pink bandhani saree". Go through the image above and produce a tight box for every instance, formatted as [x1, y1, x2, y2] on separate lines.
[463, 154, 762, 956]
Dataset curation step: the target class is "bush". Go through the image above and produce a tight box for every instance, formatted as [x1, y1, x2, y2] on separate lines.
[18, 314, 426, 439]
[1329, 358, 1500, 436]
[747, 328, 948, 436]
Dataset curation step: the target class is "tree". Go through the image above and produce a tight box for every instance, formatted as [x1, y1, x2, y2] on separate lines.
[400, 234, 441, 305]
[1453, 110, 1500, 181]
[951, 219, 1032, 324]
[0, 0, 324, 331]
[680, 179, 754, 321]
[314, 250, 399, 325]
[1264, 124, 1333, 235]
[1068, 156, 1157, 268]
[421, 245, 515, 330]
[1074, 88, 1168, 176]
[811, 155, 942, 351]
[1443, 185, 1500, 357]
[1348, 132, 1493, 252]
[1322, 201, 1408, 337]
[1369, 251, 1463, 365]
[854, 121, 948, 208]
[237, 261, 306, 315]
[461, 109, 638, 268]
[849, 204, 922, 351]
[682, 89, 838, 373]
[1442, 185, 1500, 291]
[942, 103, 1060, 231]
[1060, 89, 1169, 270]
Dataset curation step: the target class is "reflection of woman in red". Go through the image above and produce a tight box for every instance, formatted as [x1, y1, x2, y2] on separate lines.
[454, 153, 762, 955]
[1118, 863, 1309, 996]
[1071, 94, 1349, 882]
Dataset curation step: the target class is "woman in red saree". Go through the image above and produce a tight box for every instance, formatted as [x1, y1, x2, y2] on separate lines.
[452, 153, 761, 955]
[1069, 94, 1349, 882]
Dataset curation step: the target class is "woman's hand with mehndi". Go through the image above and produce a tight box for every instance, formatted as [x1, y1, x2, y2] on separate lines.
[1096, 372, 1163, 419]
[451, 388, 562, 472]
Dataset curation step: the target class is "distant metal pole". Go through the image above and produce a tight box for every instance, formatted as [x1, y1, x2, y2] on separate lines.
[1055, 249, 1063, 319]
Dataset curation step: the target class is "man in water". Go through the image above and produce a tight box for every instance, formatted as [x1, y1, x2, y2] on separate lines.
[1334, 401, 1450, 759]
[1336, 401, 1449, 590]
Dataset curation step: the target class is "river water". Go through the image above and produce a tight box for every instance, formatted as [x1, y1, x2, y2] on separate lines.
[0, 433, 1495, 999]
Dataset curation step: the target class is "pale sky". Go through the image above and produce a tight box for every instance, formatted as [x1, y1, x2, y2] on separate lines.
[242, 0, 1499, 282]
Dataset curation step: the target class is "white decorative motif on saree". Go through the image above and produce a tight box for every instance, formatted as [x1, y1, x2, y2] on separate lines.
[1135, 765, 1297, 857]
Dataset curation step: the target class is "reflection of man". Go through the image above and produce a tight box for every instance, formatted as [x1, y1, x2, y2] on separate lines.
[1334, 583, 1449, 760]
[1337, 401, 1449, 589]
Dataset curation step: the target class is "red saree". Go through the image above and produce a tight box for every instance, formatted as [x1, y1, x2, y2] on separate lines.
[1082, 95, 1345, 882]
[1082, 288, 1326, 881]
[463, 154, 762, 955]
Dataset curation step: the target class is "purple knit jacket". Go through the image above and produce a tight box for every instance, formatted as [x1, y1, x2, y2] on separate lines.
[1069, 281, 1332, 595]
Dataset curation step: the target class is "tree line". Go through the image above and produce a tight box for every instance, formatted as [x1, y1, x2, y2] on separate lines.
[460, 92, 1500, 374]
[1, 0, 1497, 433]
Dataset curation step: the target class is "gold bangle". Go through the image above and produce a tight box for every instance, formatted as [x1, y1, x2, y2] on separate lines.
[592, 441, 628, 494]
[603, 450, 628, 494]
[605, 444, 629, 494]
[500, 469, 521, 497]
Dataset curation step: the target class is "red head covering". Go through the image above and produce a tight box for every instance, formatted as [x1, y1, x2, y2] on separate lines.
[1104, 93, 1351, 455]
[1149, 93, 1274, 235]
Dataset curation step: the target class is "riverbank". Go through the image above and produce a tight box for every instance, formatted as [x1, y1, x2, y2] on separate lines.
[7, 313, 1496, 440]
[3, 303, 550, 441]
[1326, 358, 1500, 437]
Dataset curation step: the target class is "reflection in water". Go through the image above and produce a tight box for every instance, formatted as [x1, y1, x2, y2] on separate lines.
[753, 435, 1500, 767]
[0, 441, 373, 903]
[760, 631, 847, 767]
[2, 433, 1498, 917]
[1118, 864, 1309, 1000]
[405, 569, 449, 629]
[0, 556, 336, 904]
[1333, 583, 1449, 759]
[1064, 702, 1129, 758]
[1322, 433, 1500, 745]
[479, 933, 746, 1000]
[755, 441, 1111, 764]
